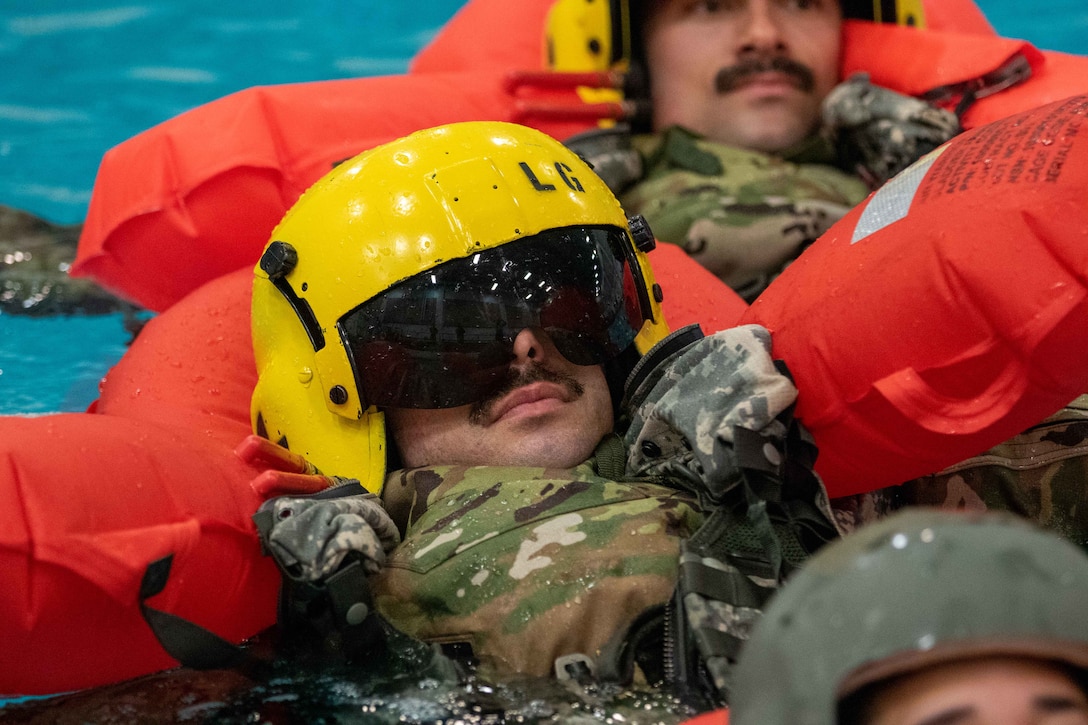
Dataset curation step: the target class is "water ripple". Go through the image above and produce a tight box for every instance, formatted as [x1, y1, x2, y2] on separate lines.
[213, 19, 301, 34]
[127, 66, 219, 84]
[334, 57, 409, 76]
[7, 6, 151, 36]
[0, 104, 90, 124]
[15, 183, 93, 206]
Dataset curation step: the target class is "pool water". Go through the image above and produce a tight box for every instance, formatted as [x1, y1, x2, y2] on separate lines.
[0, 638, 702, 722]
[0, 0, 464, 415]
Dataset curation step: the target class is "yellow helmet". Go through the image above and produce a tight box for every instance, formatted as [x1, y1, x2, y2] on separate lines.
[251, 121, 668, 492]
[843, 0, 926, 26]
[546, 0, 630, 74]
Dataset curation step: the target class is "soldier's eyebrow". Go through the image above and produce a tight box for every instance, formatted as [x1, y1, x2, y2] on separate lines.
[906, 696, 1088, 725]
[1034, 694, 1088, 713]
[911, 707, 974, 725]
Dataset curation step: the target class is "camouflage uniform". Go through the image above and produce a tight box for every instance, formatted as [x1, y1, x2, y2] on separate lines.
[897, 395, 1088, 551]
[619, 127, 868, 302]
[372, 452, 703, 677]
[370, 325, 838, 691]
[568, 75, 960, 303]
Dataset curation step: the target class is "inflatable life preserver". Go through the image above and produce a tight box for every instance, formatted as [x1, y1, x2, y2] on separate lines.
[0, 268, 279, 695]
[744, 95, 1088, 497]
[6, 0, 1088, 699]
[72, 0, 1088, 313]
[0, 249, 734, 698]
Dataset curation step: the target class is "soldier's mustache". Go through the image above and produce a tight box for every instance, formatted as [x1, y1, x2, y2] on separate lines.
[469, 363, 585, 425]
[714, 56, 816, 94]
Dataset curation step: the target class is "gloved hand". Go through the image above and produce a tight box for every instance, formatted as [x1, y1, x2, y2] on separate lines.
[823, 72, 962, 189]
[260, 488, 401, 581]
[239, 434, 401, 581]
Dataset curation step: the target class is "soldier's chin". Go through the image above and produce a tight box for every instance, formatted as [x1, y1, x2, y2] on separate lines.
[713, 111, 816, 155]
[496, 434, 599, 470]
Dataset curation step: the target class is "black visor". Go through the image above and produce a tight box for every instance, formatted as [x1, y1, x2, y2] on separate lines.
[339, 225, 649, 409]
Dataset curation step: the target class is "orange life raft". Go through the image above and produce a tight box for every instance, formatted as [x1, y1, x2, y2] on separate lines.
[73, 0, 1088, 314]
[0, 253, 734, 698]
[0, 269, 275, 695]
[5, 0, 1088, 699]
[745, 95, 1088, 496]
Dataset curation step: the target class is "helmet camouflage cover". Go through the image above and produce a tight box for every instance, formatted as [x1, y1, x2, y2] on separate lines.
[251, 121, 668, 493]
[730, 509, 1088, 725]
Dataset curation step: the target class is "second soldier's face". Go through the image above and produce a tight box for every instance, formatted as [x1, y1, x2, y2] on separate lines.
[384, 328, 614, 470]
[860, 656, 1088, 725]
[643, 0, 842, 154]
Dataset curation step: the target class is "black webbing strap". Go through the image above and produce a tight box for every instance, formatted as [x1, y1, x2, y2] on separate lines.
[139, 555, 255, 671]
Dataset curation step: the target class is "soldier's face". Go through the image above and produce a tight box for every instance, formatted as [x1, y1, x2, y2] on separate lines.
[858, 656, 1088, 725]
[385, 327, 614, 469]
[643, 0, 842, 154]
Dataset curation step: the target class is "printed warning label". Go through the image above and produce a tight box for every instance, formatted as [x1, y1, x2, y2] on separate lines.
[916, 96, 1087, 204]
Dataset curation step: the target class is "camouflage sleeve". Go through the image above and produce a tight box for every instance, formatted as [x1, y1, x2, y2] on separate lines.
[624, 325, 839, 703]
[623, 324, 798, 499]
[563, 125, 643, 195]
[897, 394, 1088, 549]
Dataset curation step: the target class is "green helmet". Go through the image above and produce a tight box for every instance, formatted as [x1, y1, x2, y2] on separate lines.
[731, 510, 1088, 725]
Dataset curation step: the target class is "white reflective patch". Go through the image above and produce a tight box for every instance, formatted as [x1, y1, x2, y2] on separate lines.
[851, 147, 945, 244]
[509, 513, 587, 580]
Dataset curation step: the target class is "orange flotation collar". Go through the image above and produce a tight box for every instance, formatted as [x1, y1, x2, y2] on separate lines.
[6, 0, 1088, 697]
[72, 1, 1088, 313]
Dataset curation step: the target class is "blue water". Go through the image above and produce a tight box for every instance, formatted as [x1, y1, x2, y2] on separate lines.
[0, 1, 463, 414]
[0, 0, 1084, 414]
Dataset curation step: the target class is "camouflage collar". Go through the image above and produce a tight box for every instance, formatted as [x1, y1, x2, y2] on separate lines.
[635, 125, 838, 172]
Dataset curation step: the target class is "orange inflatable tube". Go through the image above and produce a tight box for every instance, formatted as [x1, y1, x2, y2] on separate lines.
[72, 0, 1088, 314]
[7, 0, 1088, 699]
[72, 70, 594, 313]
[745, 95, 1088, 496]
[0, 269, 280, 695]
